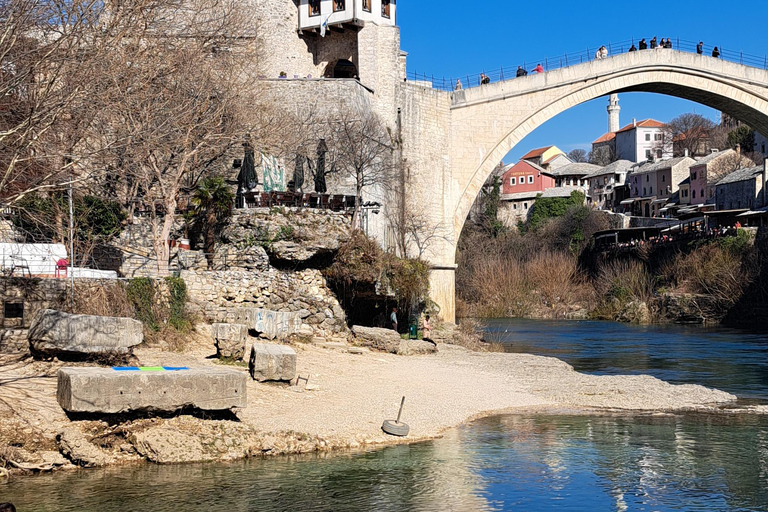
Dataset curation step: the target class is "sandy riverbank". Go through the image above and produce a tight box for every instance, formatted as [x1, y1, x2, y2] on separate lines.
[0, 339, 741, 475]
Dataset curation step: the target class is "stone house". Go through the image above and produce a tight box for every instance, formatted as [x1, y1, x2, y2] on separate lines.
[687, 149, 752, 205]
[627, 156, 695, 217]
[497, 191, 540, 226]
[715, 160, 768, 211]
[544, 162, 600, 189]
[586, 160, 633, 210]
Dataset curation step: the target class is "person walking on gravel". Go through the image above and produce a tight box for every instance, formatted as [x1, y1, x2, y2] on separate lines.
[391, 307, 398, 332]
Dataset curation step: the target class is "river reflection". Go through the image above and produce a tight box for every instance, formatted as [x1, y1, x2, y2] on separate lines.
[3, 413, 768, 511]
[483, 318, 768, 402]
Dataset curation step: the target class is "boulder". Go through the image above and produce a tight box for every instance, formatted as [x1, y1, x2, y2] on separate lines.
[351, 325, 438, 355]
[57, 367, 247, 414]
[351, 325, 401, 353]
[212, 323, 249, 359]
[616, 301, 651, 324]
[249, 343, 296, 382]
[28, 309, 142, 358]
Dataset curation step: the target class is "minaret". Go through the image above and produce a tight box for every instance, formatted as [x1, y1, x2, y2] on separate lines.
[607, 94, 620, 133]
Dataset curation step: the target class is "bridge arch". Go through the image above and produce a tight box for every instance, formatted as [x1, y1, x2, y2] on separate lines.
[403, 50, 768, 322]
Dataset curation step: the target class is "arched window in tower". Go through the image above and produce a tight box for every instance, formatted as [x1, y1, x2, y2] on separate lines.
[382, 0, 391, 18]
[334, 0, 345, 12]
[362, 0, 371, 12]
[326, 59, 358, 78]
[308, 0, 320, 16]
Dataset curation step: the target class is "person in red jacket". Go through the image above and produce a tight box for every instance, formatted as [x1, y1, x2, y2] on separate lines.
[534, 63, 544, 73]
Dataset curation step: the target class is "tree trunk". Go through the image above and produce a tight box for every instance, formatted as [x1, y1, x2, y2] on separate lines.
[204, 209, 216, 269]
[154, 197, 178, 276]
[352, 173, 363, 231]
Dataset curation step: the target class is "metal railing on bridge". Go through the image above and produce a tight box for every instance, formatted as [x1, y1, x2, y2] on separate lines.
[407, 37, 768, 92]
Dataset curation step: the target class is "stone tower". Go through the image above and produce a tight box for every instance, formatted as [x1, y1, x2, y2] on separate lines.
[607, 94, 620, 133]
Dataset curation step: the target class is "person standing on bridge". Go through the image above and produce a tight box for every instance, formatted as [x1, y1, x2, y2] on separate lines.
[629, 43, 637, 52]
[712, 46, 720, 58]
[534, 63, 544, 73]
[639, 38, 648, 50]
[697, 41, 704, 54]
[454, 79, 462, 90]
[516, 66, 527, 77]
[664, 38, 672, 49]
[650, 36, 657, 49]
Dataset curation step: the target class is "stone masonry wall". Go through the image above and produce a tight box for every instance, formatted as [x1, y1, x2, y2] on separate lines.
[222, 207, 351, 263]
[252, 0, 359, 79]
[182, 269, 348, 340]
[0, 277, 118, 353]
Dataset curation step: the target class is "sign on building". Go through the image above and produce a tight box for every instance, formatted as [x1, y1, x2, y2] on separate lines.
[261, 154, 286, 192]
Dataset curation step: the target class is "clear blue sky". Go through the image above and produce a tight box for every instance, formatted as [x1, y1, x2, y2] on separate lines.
[398, 1, 767, 162]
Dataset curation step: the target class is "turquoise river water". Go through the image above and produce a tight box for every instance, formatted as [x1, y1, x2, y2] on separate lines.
[2, 319, 768, 511]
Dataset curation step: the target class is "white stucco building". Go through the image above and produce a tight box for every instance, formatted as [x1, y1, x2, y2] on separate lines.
[614, 119, 672, 163]
[298, 0, 396, 32]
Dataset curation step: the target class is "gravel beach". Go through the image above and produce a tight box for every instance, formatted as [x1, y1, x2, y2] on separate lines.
[0, 340, 737, 473]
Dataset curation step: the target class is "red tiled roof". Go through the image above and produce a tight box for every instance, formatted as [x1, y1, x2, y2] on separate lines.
[521, 146, 554, 160]
[616, 119, 665, 133]
[593, 132, 616, 144]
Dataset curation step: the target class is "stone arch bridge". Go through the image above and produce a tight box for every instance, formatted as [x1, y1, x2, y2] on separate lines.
[397, 49, 768, 321]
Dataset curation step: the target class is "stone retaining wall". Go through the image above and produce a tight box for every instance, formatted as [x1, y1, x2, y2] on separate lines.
[182, 269, 348, 340]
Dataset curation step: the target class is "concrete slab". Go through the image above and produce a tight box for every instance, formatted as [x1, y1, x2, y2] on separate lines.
[249, 343, 296, 382]
[57, 367, 247, 414]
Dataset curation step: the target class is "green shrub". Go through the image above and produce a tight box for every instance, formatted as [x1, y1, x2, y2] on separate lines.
[528, 190, 585, 230]
[126, 277, 158, 331]
[165, 276, 191, 332]
[324, 231, 430, 305]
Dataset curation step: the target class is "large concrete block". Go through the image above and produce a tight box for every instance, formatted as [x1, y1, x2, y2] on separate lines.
[28, 309, 142, 357]
[212, 323, 248, 359]
[249, 343, 296, 382]
[57, 367, 247, 413]
[235, 308, 301, 340]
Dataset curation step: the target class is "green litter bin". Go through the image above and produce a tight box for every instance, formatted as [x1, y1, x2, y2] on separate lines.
[409, 324, 418, 339]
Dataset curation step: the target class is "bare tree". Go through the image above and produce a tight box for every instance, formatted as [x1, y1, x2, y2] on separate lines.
[0, 0, 150, 205]
[87, 0, 264, 274]
[327, 108, 394, 230]
[567, 149, 588, 163]
[664, 113, 719, 157]
[588, 144, 618, 166]
[385, 160, 449, 259]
